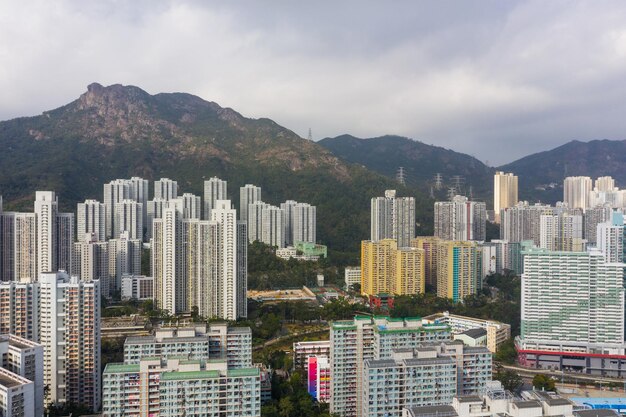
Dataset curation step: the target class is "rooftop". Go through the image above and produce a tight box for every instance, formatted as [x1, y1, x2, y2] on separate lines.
[512, 400, 542, 409]
[459, 328, 487, 339]
[406, 405, 458, 417]
[103, 363, 140, 373]
[0, 369, 29, 388]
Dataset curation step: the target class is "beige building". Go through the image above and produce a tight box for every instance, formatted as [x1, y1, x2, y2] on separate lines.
[494, 171, 518, 223]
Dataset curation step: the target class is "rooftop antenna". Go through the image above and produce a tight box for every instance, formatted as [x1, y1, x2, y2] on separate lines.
[396, 167, 406, 185]
[307, 128, 313, 141]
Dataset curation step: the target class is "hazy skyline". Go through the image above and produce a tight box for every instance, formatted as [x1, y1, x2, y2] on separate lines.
[2, 1, 626, 165]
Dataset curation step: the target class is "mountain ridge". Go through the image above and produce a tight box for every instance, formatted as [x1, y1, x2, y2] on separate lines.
[0, 83, 430, 262]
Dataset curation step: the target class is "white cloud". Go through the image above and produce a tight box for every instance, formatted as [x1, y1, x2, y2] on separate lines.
[1, 0, 626, 164]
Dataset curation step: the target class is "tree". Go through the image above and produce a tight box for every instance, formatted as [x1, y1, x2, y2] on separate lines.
[495, 339, 517, 364]
[532, 374, 556, 391]
[494, 364, 523, 392]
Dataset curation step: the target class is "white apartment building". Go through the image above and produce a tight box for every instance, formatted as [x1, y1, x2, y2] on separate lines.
[423, 312, 511, 353]
[108, 232, 142, 294]
[103, 358, 261, 417]
[563, 176, 592, 211]
[0, 368, 34, 417]
[0, 334, 44, 417]
[35, 191, 73, 276]
[114, 199, 143, 240]
[371, 190, 415, 247]
[120, 274, 153, 301]
[103, 179, 130, 239]
[240, 184, 261, 222]
[39, 272, 101, 411]
[520, 248, 625, 354]
[72, 233, 110, 295]
[103, 323, 259, 416]
[152, 200, 247, 319]
[153, 178, 178, 201]
[539, 212, 585, 252]
[344, 267, 361, 290]
[596, 212, 624, 263]
[247, 201, 269, 243]
[261, 205, 285, 248]
[145, 197, 168, 240]
[124, 324, 252, 368]
[293, 202, 316, 244]
[330, 316, 452, 417]
[0, 212, 37, 282]
[76, 199, 106, 241]
[203, 176, 227, 219]
[434, 195, 486, 241]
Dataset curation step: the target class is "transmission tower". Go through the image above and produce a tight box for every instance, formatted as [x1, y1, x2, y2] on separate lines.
[429, 186, 435, 199]
[307, 128, 313, 141]
[396, 167, 406, 185]
[433, 173, 443, 190]
[450, 175, 465, 195]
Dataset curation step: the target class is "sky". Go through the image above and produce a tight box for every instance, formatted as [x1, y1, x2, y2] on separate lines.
[2, 1, 626, 165]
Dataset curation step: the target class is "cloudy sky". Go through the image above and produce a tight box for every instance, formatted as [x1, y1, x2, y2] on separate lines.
[2, 1, 626, 165]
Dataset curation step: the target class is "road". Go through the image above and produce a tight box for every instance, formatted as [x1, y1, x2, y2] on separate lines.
[501, 363, 626, 386]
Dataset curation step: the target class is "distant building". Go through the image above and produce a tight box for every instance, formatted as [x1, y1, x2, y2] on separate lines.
[539, 212, 585, 252]
[494, 171, 518, 224]
[203, 176, 227, 220]
[121, 274, 154, 300]
[344, 267, 361, 290]
[361, 239, 425, 297]
[436, 240, 482, 302]
[153, 177, 178, 201]
[76, 199, 106, 241]
[371, 190, 415, 247]
[423, 311, 511, 353]
[434, 195, 486, 241]
[240, 184, 261, 222]
[293, 340, 331, 371]
[563, 176, 592, 211]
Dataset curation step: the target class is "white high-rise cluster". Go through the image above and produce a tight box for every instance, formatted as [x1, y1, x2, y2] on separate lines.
[371, 189, 415, 247]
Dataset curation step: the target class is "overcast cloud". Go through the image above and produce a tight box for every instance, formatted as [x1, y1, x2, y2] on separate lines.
[2, 1, 626, 165]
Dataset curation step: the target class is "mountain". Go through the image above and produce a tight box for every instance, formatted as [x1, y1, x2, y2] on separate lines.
[318, 134, 494, 201]
[499, 139, 626, 203]
[0, 83, 431, 262]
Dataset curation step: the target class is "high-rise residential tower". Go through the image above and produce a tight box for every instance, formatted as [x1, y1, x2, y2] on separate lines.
[371, 190, 416, 247]
[76, 199, 106, 241]
[114, 199, 143, 240]
[39, 271, 101, 411]
[153, 178, 178, 201]
[519, 248, 625, 366]
[103, 179, 130, 239]
[203, 177, 227, 220]
[240, 184, 261, 222]
[293, 202, 316, 244]
[563, 176, 593, 211]
[436, 240, 483, 302]
[493, 171, 518, 223]
[539, 212, 585, 252]
[434, 195, 486, 241]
